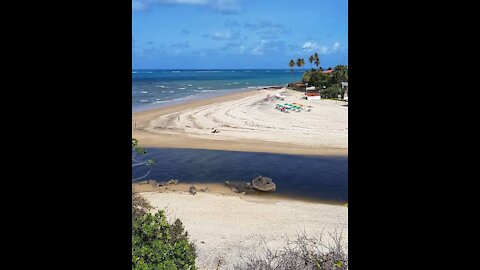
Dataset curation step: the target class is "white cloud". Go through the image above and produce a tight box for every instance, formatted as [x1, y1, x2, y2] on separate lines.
[301, 41, 341, 54]
[239, 45, 245, 54]
[319, 46, 329, 54]
[132, 0, 240, 13]
[251, 40, 267, 55]
[332, 42, 341, 52]
[211, 31, 232, 40]
[302, 41, 317, 51]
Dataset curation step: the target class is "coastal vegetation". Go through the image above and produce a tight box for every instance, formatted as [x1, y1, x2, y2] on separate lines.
[288, 53, 348, 99]
[132, 190, 197, 270]
[132, 138, 155, 181]
[132, 139, 196, 269]
[288, 59, 296, 81]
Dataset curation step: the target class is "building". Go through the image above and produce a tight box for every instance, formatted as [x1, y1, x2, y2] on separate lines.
[322, 70, 334, 75]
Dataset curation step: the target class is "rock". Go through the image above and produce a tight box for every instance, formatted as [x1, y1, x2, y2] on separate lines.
[224, 181, 231, 187]
[157, 182, 167, 187]
[231, 187, 239, 193]
[245, 182, 252, 189]
[147, 180, 157, 185]
[167, 179, 179, 185]
[200, 187, 208, 192]
[241, 192, 246, 195]
[251, 175, 276, 192]
[189, 185, 197, 195]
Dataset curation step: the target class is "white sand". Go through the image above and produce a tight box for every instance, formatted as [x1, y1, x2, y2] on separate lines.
[144, 89, 348, 149]
[140, 191, 348, 270]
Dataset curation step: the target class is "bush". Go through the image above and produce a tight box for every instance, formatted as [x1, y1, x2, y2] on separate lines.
[132, 210, 197, 270]
[321, 85, 344, 99]
[302, 70, 332, 89]
[234, 230, 348, 270]
[132, 190, 153, 220]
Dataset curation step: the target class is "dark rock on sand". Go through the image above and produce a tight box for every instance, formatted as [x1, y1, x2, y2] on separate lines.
[167, 179, 179, 185]
[252, 176, 276, 192]
[245, 182, 252, 189]
[231, 187, 239, 193]
[241, 191, 246, 195]
[200, 187, 208, 192]
[157, 182, 167, 187]
[224, 181, 231, 187]
[189, 185, 197, 195]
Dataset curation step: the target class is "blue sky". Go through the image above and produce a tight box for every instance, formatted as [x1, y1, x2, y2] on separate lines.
[132, 0, 348, 69]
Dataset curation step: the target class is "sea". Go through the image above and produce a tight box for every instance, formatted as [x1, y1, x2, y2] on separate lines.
[132, 69, 303, 111]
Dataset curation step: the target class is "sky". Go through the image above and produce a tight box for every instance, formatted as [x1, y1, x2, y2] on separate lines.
[132, 0, 348, 69]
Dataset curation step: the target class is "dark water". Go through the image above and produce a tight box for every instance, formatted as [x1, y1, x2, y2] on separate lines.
[132, 148, 348, 204]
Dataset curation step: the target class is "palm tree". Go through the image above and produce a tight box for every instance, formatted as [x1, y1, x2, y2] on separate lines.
[296, 58, 305, 73]
[333, 65, 348, 83]
[297, 58, 305, 82]
[313, 52, 320, 69]
[308, 55, 314, 69]
[288, 59, 296, 82]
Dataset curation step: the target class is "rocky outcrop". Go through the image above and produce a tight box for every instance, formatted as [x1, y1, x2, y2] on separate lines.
[167, 179, 179, 185]
[224, 181, 231, 187]
[189, 185, 197, 195]
[251, 176, 276, 192]
[158, 179, 179, 187]
[147, 180, 157, 185]
[245, 182, 252, 189]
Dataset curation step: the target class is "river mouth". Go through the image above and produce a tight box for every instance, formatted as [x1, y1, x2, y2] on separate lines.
[132, 148, 348, 204]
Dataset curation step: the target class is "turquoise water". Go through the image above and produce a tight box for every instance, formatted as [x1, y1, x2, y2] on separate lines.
[132, 69, 303, 111]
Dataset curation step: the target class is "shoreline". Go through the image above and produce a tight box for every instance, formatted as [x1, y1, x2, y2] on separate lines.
[133, 85, 283, 113]
[132, 87, 348, 156]
[133, 181, 347, 206]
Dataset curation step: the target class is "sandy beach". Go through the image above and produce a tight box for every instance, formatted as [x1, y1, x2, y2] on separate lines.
[134, 183, 348, 269]
[132, 88, 348, 156]
[132, 88, 348, 269]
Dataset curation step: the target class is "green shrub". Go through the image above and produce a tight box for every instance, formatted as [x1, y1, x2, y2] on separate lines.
[132, 211, 197, 270]
[302, 70, 332, 89]
[321, 85, 344, 99]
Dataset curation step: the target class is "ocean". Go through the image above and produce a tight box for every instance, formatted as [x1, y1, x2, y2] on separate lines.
[132, 148, 348, 204]
[132, 69, 303, 111]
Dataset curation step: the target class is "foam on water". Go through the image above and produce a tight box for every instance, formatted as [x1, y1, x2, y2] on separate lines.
[132, 69, 299, 111]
